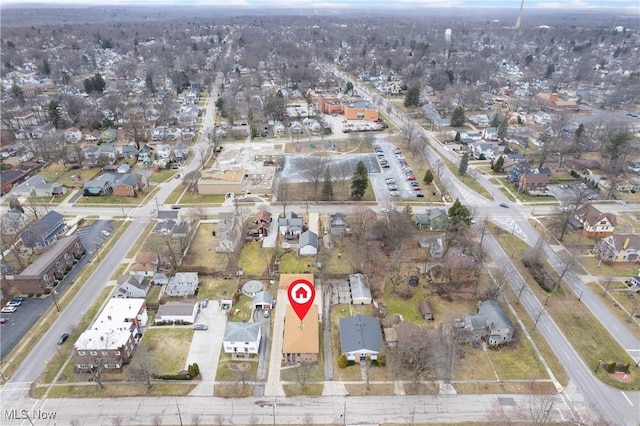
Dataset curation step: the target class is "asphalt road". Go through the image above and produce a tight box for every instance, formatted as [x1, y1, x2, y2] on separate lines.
[0, 220, 112, 361]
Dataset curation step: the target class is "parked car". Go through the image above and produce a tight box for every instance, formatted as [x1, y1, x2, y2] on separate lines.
[406, 176, 416, 181]
[201, 298, 209, 308]
[0, 318, 7, 324]
[408, 276, 419, 287]
[264, 309, 270, 318]
[1, 306, 17, 313]
[415, 192, 425, 198]
[6, 300, 21, 307]
[171, 205, 181, 210]
[100, 230, 111, 237]
[150, 208, 156, 213]
[57, 333, 70, 345]
[10, 296, 25, 303]
[499, 203, 509, 208]
[193, 324, 208, 330]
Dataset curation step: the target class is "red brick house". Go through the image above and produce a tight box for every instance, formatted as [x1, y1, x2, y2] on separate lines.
[518, 173, 549, 195]
[4, 235, 85, 295]
[112, 173, 143, 197]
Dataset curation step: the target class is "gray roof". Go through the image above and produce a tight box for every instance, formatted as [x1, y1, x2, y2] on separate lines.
[330, 213, 347, 227]
[253, 291, 273, 306]
[156, 301, 197, 317]
[349, 274, 371, 301]
[478, 300, 513, 330]
[223, 322, 261, 342]
[299, 230, 318, 248]
[19, 235, 80, 276]
[116, 274, 150, 290]
[339, 315, 382, 353]
[157, 210, 180, 220]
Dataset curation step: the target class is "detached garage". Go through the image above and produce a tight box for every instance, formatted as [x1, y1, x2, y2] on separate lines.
[155, 301, 198, 324]
[349, 273, 372, 305]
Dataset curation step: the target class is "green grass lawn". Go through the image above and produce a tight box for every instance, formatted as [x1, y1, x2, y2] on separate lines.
[279, 251, 318, 274]
[238, 242, 274, 276]
[149, 169, 179, 183]
[197, 277, 238, 300]
[215, 352, 258, 381]
[75, 194, 147, 205]
[139, 328, 193, 374]
[488, 337, 548, 380]
[178, 192, 225, 204]
[164, 185, 184, 204]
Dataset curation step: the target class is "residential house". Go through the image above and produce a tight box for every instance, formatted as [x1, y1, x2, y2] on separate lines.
[482, 127, 499, 141]
[114, 274, 152, 298]
[594, 234, 640, 263]
[339, 315, 383, 362]
[518, 173, 549, 195]
[445, 251, 478, 284]
[98, 144, 117, 164]
[247, 210, 272, 239]
[278, 211, 304, 238]
[471, 143, 496, 160]
[20, 210, 67, 249]
[330, 213, 348, 236]
[119, 145, 138, 160]
[414, 208, 448, 231]
[154, 301, 198, 324]
[83, 173, 115, 196]
[298, 230, 319, 256]
[1, 208, 30, 235]
[282, 304, 319, 364]
[215, 212, 241, 253]
[5, 235, 84, 294]
[223, 322, 262, 358]
[157, 210, 180, 221]
[171, 222, 191, 240]
[98, 128, 117, 144]
[9, 174, 47, 198]
[152, 272, 169, 286]
[64, 127, 83, 144]
[34, 180, 66, 198]
[117, 164, 131, 174]
[349, 273, 372, 305]
[137, 145, 154, 163]
[457, 300, 515, 346]
[128, 252, 160, 278]
[112, 173, 142, 197]
[155, 144, 173, 161]
[574, 204, 616, 238]
[173, 143, 189, 161]
[74, 298, 147, 371]
[1, 169, 29, 195]
[151, 126, 166, 141]
[419, 234, 447, 259]
[165, 272, 199, 297]
[629, 276, 640, 292]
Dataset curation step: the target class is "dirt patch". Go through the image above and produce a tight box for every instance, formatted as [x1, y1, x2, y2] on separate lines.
[610, 372, 633, 383]
[226, 362, 250, 372]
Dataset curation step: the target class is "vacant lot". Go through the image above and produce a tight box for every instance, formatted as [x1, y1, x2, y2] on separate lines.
[238, 242, 274, 276]
[139, 328, 194, 374]
[181, 223, 230, 273]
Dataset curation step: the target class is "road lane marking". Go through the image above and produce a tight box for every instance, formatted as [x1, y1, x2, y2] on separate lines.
[621, 391, 634, 406]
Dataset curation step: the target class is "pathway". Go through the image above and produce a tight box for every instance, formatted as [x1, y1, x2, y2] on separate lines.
[264, 289, 286, 396]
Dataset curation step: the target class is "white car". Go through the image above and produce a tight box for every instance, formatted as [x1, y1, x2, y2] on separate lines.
[1, 306, 17, 313]
[100, 230, 111, 237]
[150, 208, 156, 213]
[6, 301, 21, 307]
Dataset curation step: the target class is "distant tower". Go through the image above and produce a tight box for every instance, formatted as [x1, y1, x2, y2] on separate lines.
[444, 28, 452, 42]
[515, 0, 525, 29]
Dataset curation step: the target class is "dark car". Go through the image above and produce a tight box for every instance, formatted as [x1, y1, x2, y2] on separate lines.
[10, 296, 25, 303]
[193, 324, 208, 330]
[408, 276, 419, 287]
[499, 203, 509, 208]
[57, 333, 70, 345]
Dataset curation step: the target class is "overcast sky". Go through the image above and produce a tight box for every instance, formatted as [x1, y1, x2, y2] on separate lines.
[1, 0, 638, 9]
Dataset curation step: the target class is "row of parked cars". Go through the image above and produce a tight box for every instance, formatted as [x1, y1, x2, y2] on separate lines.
[1, 296, 25, 314]
[375, 143, 425, 198]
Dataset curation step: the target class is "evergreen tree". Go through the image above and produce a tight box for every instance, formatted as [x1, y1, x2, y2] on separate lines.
[11, 83, 24, 101]
[42, 58, 51, 76]
[48, 100, 62, 128]
[350, 161, 369, 200]
[423, 169, 434, 185]
[321, 167, 333, 201]
[451, 106, 466, 127]
[458, 152, 469, 176]
[490, 113, 501, 128]
[498, 116, 509, 139]
[403, 85, 420, 107]
[145, 74, 156, 94]
[345, 81, 354, 93]
[493, 155, 504, 173]
[448, 198, 472, 230]
[454, 131, 461, 142]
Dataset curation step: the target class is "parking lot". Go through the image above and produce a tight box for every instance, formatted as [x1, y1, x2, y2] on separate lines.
[370, 138, 424, 203]
[547, 183, 600, 204]
[0, 220, 113, 361]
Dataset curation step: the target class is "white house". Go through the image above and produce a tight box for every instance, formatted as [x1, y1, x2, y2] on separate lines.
[114, 274, 152, 298]
[223, 322, 262, 358]
[298, 230, 318, 256]
[165, 272, 199, 297]
[155, 301, 198, 324]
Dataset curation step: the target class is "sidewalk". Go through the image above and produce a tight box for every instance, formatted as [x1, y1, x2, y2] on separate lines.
[264, 289, 286, 397]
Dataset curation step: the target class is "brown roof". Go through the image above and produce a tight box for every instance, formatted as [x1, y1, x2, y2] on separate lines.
[279, 273, 315, 290]
[610, 234, 640, 251]
[444, 252, 476, 270]
[255, 210, 272, 222]
[135, 252, 159, 264]
[522, 173, 549, 184]
[282, 304, 319, 355]
[576, 204, 616, 227]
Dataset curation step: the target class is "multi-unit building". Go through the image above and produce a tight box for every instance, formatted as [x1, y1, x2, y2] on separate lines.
[74, 298, 148, 370]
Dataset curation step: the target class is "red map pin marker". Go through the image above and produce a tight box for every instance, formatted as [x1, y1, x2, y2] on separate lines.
[287, 278, 316, 321]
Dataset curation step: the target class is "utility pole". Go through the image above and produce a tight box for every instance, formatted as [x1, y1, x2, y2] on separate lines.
[52, 289, 61, 313]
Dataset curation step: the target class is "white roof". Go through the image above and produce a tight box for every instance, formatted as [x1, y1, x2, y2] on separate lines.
[75, 299, 144, 350]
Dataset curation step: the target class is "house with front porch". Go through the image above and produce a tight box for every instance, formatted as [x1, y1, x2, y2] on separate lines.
[594, 234, 640, 263]
[574, 204, 616, 238]
[457, 299, 514, 346]
[339, 314, 383, 363]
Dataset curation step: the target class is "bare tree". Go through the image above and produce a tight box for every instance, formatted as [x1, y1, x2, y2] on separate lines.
[191, 414, 201, 426]
[129, 346, 157, 392]
[300, 156, 329, 202]
[484, 266, 512, 300]
[294, 361, 314, 390]
[552, 250, 577, 292]
[181, 170, 201, 195]
[332, 162, 352, 203]
[274, 176, 292, 215]
[401, 119, 421, 155]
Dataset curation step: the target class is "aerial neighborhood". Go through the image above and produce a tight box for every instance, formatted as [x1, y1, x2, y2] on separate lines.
[0, 4, 639, 425]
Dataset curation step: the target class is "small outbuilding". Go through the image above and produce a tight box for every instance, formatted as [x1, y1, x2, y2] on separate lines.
[253, 291, 274, 309]
[349, 273, 372, 305]
[419, 300, 434, 320]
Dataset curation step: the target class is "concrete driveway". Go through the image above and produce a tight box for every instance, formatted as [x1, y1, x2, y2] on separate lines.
[186, 301, 228, 396]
